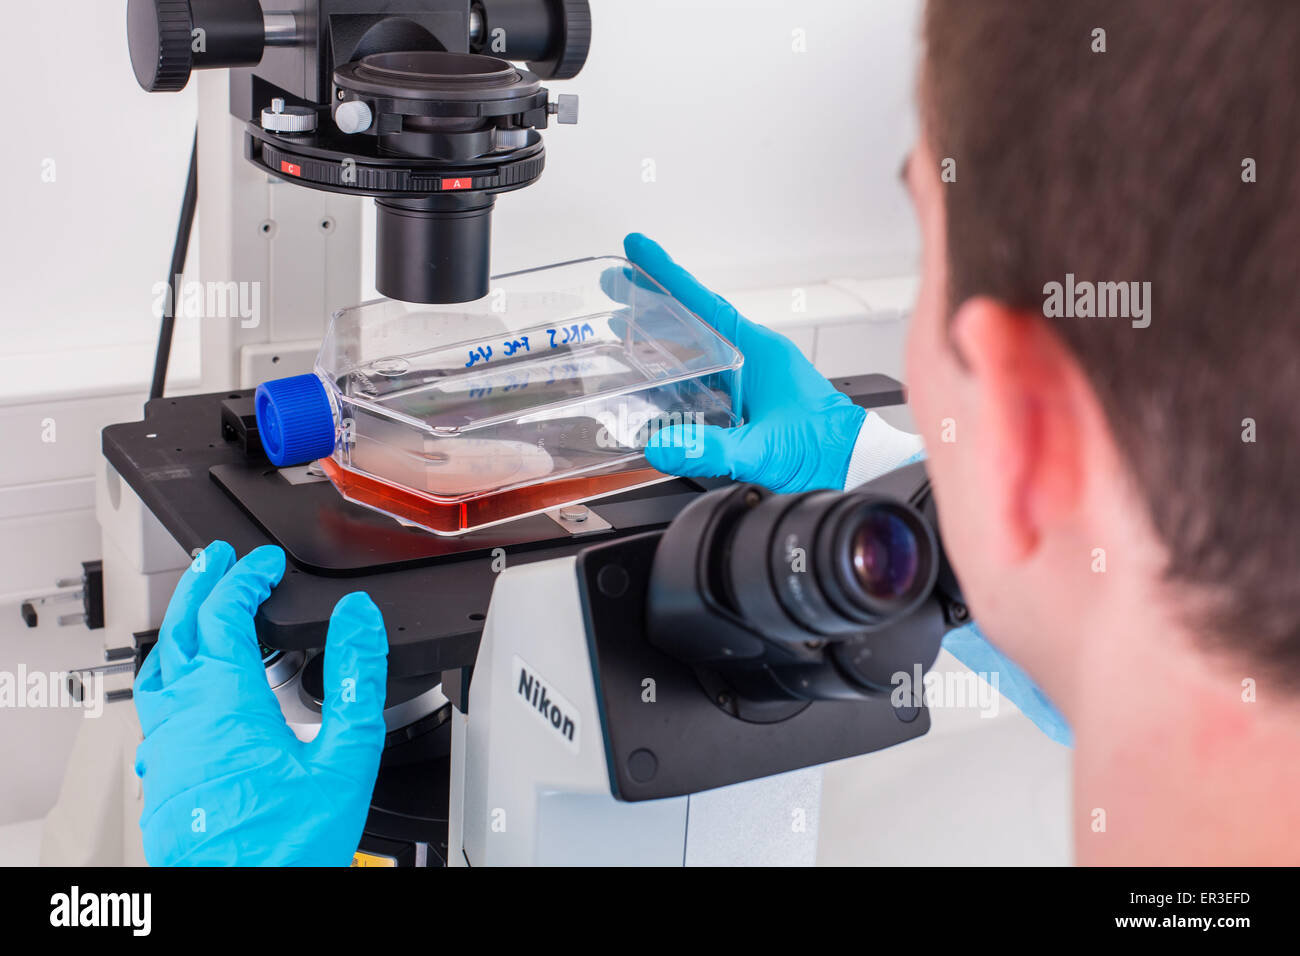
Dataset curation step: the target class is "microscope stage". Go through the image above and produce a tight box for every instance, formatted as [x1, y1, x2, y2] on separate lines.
[103, 389, 718, 677]
[102, 376, 904, 679]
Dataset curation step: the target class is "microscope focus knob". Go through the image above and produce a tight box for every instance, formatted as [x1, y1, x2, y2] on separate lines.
[529, 0, 592, 81]
[473, 0, 591, 81]
[127, 0, 195, 92]
[127, 0, 269, 93]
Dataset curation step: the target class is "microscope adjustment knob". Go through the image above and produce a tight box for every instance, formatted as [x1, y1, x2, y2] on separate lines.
[549, 94, 580, 125]
[528, 0, 592, 81]
[127, 0, 268, 93]
[335, 100, 375, 135]
[127, 0, 195, 92]
[262, 98, 319, 134]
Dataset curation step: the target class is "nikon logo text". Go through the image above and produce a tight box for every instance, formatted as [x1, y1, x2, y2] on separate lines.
[512, 655, 579, 753]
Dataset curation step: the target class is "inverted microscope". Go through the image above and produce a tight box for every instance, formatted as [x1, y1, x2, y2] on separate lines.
[86, 0, 964, 866]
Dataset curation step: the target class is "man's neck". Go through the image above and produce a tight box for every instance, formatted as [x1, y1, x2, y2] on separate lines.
[1071, 607, 1300, 864]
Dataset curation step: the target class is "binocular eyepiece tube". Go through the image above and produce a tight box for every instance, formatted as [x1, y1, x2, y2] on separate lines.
[647, 464, 957, 710]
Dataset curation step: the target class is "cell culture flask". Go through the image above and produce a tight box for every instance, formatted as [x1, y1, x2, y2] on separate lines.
[254, 256, 743, 535]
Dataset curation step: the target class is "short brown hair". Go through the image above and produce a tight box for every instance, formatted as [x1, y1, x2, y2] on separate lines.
[922, 0, 1300, 679]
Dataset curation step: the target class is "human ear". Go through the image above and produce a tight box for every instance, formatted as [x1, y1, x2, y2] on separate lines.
[948, 296, 1088, 563]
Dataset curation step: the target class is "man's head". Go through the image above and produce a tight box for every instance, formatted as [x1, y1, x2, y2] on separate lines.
[902, 0, 1300, 709]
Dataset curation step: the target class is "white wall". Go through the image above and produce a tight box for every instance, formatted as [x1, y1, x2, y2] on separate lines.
[0, 3, 199, 368]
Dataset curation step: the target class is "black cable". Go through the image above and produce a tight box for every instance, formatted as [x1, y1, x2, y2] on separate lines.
[150, 129, 199, 401]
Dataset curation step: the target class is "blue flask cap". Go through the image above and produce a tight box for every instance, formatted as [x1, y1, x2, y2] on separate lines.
[254, 374, 337, 467]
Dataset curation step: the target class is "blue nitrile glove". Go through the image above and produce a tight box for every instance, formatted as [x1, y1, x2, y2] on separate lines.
[884, 452, 1072, 747]
[943, 622, 1073, 747]
[133, 541, 388, 866]
[620, 233, 867, 494]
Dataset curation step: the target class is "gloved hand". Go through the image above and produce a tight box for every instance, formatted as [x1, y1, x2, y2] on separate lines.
[133, 541, 388, 866]
[620, 233, 867, 494]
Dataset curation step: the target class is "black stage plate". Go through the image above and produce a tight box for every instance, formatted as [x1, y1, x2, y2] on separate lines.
[101, 375, 904, 678]
[209, 460, 701, 575]
[102, 391, 716, 676]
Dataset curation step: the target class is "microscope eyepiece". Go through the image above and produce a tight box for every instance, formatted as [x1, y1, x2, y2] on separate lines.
[646, 463, 958, 706]
[718, 488, 938, 644]
[848, 506, 923, 602]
